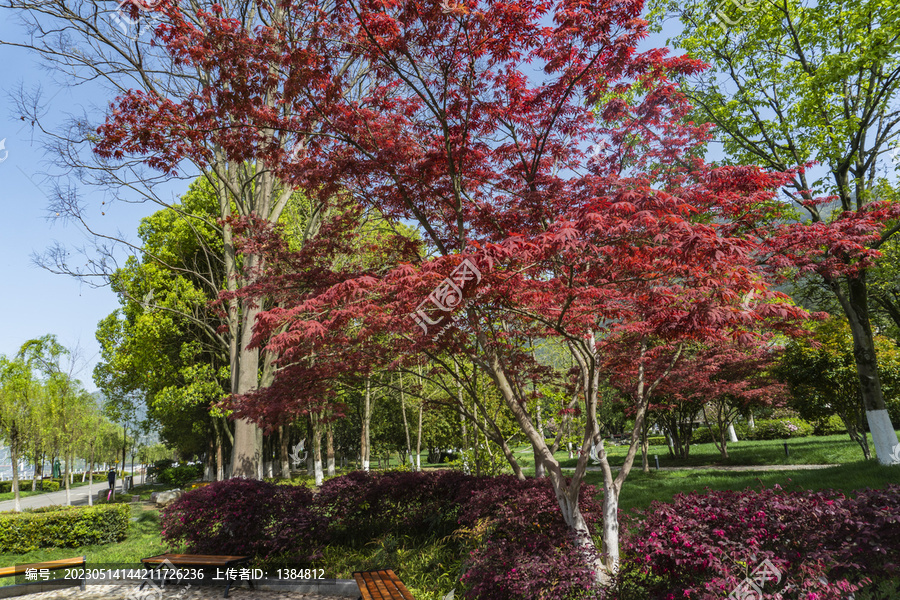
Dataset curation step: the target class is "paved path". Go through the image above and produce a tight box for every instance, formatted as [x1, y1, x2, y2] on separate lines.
[2, 582, 352, 600]
[0, 474, 145, 513]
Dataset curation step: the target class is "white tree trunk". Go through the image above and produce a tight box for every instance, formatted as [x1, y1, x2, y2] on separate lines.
[868, 409, 900, 465]
[727, 423, 738, 443]
[361, 376, 373, 472]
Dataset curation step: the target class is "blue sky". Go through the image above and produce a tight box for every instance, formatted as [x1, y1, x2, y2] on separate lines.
[0, 9, 682, 392]
[0, 16, 159, 389]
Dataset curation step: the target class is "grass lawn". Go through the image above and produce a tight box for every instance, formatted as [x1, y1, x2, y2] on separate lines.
[538, 431, 900, 469]
[600, 460, 900, 513]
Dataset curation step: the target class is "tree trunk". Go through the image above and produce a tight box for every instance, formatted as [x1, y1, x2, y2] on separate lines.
[533, 446, 544, 478]
[88, 443, 95, 507]
[312, 414, 324, 486]
[416, 403, 423, 472]
[11, 428, 21, 512]
[326, 421, 336, 476]
[64, 450, 72, 506]
[641, 420, 650, 473]
[834, 276, 900, 464]
[361, 375, 373, 472]
[399, 374, 412, 465]
[279, 425, 291, 479]
[214, 419, 226, 481]
[230, 296, 263, 478]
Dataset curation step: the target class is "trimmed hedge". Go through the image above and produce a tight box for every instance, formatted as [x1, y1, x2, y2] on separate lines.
[750, 417, 814, 439]
[691, 418, 814, 443]
[0, 480, 60, 493]
[0, 504, 130, 553]
[158, 464, 203, 488]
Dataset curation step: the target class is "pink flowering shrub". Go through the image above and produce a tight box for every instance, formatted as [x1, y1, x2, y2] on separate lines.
[161, 478, 325, 561]
[618, 485, 900, 599]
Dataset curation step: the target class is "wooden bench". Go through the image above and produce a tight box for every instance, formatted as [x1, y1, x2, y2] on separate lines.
[140, 553, 252, 598]
[354, 569, 416, 600]
[0, 556, 86, 590]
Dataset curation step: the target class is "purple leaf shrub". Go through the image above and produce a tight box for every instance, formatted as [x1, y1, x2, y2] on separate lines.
[620, 484, 900, 599]
[161, 478, 325, 561]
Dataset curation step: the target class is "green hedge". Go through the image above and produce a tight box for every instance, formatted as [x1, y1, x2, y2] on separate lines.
[690, 418, 814, 443]
[750, 418, 814, 440]
[158, 464, 203, 488]
[813, 415, 848, 436]
[647, 436, 667, 446]
[0, 480, 62, 493]
[0, 504, 130, 553]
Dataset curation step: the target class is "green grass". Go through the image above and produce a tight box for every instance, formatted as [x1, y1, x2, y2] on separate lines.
[510, 431, 899, 470]
[593, 460, 900, 513]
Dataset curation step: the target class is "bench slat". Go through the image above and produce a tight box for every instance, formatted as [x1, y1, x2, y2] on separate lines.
[0, 557, 85, 578]
[354, 569, 415, 600]
[141, 554, 250, 567]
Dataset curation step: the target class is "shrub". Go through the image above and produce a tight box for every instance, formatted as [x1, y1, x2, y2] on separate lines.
[813, 414, 848, 436]
[619, 485, 900, 599]
[456, 476, 604, 600]
[750, 417, 814, 440]
[646, 436, 667, 446]
[161, 478, 325, 562]
[158, 464, 203, 487]
[0, 481, 30, 493]
[315, 469, 475, 545]
[0, 504, 130, 553]
[148, 459, 175, 479]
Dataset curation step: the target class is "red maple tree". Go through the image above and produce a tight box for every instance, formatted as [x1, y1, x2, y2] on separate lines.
[93, 0, 814, 584]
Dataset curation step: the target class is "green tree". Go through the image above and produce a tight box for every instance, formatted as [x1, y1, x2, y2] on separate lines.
[650, 0, 900, 463]
[0, 356, 39, 512]
[94, 179, 230, 475]
[18, 335, 91, 505]
[779, 317, 900, 458]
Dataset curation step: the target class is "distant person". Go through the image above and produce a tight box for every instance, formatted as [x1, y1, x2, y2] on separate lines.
[107, 468, 116, 491]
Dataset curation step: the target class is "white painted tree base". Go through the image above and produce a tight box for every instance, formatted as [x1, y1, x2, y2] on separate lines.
[727, 424, 738, 443]
[867, 409, 900, 465]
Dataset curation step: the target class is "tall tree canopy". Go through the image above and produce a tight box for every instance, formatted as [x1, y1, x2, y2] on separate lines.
[87, 0, 811, 582]
[649, 0, 900, 463]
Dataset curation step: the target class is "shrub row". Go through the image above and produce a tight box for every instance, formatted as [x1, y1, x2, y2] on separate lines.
[691, 418, 815, 444]
[619, 485, 900, 599]
[0, 504, 130, 553]
[0, 480, 61, 493]
[162, 471, 603, 600]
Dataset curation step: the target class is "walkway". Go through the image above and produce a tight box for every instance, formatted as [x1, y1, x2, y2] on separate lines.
[0, 474, 145, 513]
[0, 581, 356, 600]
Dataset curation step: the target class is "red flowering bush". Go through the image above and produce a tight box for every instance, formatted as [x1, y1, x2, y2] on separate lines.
[161, 478, 326, 562]
[618, 484, 900, 599]
[456, 476, 604, 600]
